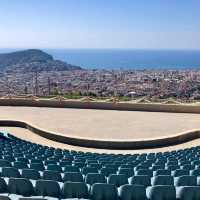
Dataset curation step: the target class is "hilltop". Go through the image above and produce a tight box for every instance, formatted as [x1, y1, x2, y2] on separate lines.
[0, 49, 82, 72]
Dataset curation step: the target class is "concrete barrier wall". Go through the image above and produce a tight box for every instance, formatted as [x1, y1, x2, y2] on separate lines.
[1, 119, 200, 150]
[0, 98, 200, 113]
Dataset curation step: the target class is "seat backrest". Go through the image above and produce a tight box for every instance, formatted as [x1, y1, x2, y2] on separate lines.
[16, 157, 29, 164]
[85, 173, 106, 185]
[73, 162, 85, 168]
[108, 174, 128, 187]
[42, 170, 62, 182]
[30, 159, 43, 164]
[35, 180, 61, 197]
[153, 169, 171, 176]
[8, 178, 34, 196]
[146, 185, 176, 200]
[104, 164, 118, 170]
[118, 168, 134, 178]
[167, 161, 178, 166]
[174, 175, 197, 186]
[82, 167, 98, 175]
[63, 172, 83, 182]
[13, 161, 28, 169]
[119, 184, 146, 200]
[151, 175, 174, 186]
[21, 169, 41, 180]
[151, 165, 165, 171]
[0, 159, 11, 167]
[47, 164, 62, 172]
[3, 156, 15, 162]
[59, 161, 72, 167]
[64, 165, 80, 172]
[181, 164, 195, 170]
[135, 169, 153, 177]
[30, 163, 45, 171]
[100, 167, 117, 177]
[88, 163, 102, 169]
[91, 183, 118, 200]
[62, 182, 88, 199]
[176, 186, 200, 200]
[2, 167, 21, 178]
[0, 196, 11, 200]
[130, 175, 151, 187]
[0, 178, 7, 193]
[44, 160, 57, 165]
[190, 169, 200, 176]
[172, 169, 189, 177]
[166, 165, 179, 171]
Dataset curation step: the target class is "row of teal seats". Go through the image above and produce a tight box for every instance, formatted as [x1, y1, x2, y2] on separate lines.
[1, 167, 200, 188]
[1, 177, 200, 200]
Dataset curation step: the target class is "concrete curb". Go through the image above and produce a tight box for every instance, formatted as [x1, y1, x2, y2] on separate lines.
[0, 119, 200, 150]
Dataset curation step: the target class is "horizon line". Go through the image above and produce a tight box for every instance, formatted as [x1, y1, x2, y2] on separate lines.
[0, 47, 200, 51]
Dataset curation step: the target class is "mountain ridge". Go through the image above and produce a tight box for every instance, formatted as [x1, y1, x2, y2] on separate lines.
[0, 49, 82, 72]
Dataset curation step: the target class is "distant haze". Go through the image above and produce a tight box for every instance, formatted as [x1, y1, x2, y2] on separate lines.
[0, 0, 200, 49]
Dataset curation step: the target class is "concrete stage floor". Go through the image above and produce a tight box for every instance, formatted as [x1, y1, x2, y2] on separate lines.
[0, 106, 200, 140]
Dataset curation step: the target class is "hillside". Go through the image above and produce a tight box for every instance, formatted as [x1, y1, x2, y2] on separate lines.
[0, 49, 82, 72]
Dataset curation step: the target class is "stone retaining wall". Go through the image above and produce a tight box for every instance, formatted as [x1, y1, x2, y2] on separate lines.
[0, 98, 200, 113]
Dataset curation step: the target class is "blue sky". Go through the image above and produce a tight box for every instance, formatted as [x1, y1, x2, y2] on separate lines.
[0, 0, 200, 49]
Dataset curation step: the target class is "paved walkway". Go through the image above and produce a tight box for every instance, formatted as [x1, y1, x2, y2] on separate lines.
[0, 106, 200, 140]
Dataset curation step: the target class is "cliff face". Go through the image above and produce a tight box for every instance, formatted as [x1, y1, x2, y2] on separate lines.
[0, 49, 82, 72]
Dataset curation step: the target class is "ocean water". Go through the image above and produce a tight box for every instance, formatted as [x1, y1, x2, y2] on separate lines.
[46, 49, 200, 69]
[1, 48, 200, 69]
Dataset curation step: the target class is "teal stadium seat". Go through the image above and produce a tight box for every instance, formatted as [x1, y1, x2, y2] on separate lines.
[91, 183, 118, 200]
[63, 172, 84, 182]
[172, 169, 189, 177]
[151, 175, 174, 186]
[146, 185, 176, 200]
[108, 174, 128, 187]
[118, 168, 134, 178]
[82, 167, 98, 175]
[176, 186, 200, 200]
[0, 196, 11, 200]
[190, 169, 200, 176]
[119, 184, 146, 200]
[153, 169, 171, 176]
[13, 161, 28, 169]
[135, 169, 153, 177]
[35, 180, 61, 198]
[29, 163, 45, 171]
[46, 164, 62, 172]
[100, 167, 116, 177]
[0, 177, 8, 195]
[2, 167, 21, 178]
[174, 175, 197, 186]
[0, 159, 11, 167]
[8, 178, 34, 198]
[42, 170, 62, 182]
[63, 165, 80, 172]
[21, 169, 41, 180]
[61, 182, 89, 199]
[85, 173, 106, 185]
[130, 175, 151, 187]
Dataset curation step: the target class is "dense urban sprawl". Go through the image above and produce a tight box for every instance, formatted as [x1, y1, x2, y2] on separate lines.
[1, 69, 200, 101]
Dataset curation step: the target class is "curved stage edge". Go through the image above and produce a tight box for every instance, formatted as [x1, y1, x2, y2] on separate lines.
[0, 119, 200, 150]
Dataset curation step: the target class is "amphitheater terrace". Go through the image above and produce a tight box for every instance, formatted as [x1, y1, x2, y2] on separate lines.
[1, 106, 200, 141]
[0, 98, 200, 151]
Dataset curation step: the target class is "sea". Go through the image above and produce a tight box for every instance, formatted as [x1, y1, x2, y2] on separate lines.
[0, 48, 200, 70]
